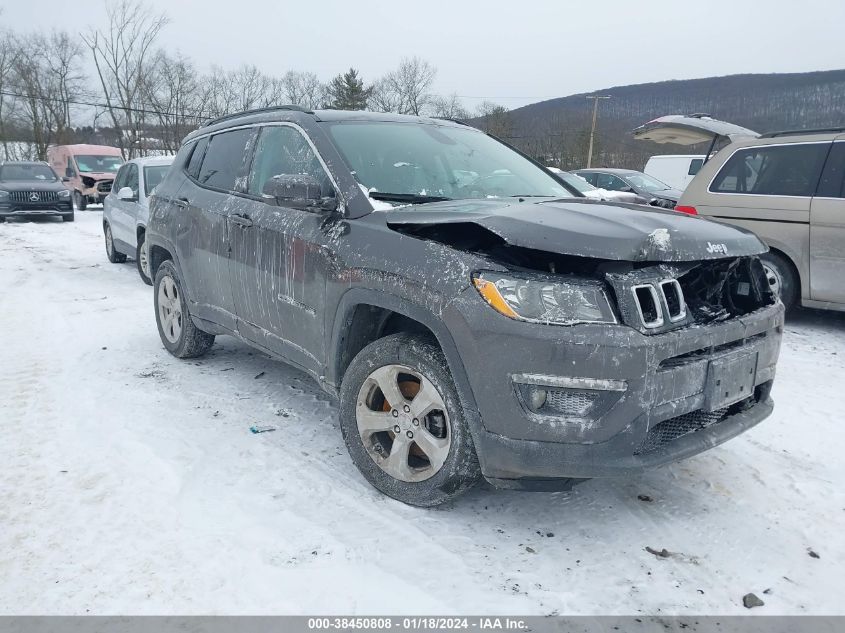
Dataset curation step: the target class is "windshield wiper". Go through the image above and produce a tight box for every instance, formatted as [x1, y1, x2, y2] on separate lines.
[369, 192, 451, 204]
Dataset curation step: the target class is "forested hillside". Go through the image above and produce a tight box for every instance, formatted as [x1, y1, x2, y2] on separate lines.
[485, 69, 845, 170]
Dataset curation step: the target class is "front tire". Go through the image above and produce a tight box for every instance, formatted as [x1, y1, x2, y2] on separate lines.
[74, 191, 87, 211]
[104, 222, 126, 263]
[761, 251, 798, 311]
[62, 212, 75, 222]
[154, 260, 215, 358]
[339, 333, 481, 507]
[136, 231, 152, 285]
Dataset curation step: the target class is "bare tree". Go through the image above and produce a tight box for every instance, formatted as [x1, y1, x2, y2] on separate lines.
[474, 101, 513, 138]
[9, 33, 60, 159]
[368, 76, 404, 113]
[38, 30, 88, 145]
[430, 93, 470, 120]
[373, 57, 436, 115]
[201, 64, 285, 119]
[145, 51, 203, 152]
[281, 71, 325, 109]
[0, 28, 18, 159]
[83, 0, 168, 157]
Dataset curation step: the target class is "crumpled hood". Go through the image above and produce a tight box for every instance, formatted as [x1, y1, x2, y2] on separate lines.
[384, 198, 766, 262]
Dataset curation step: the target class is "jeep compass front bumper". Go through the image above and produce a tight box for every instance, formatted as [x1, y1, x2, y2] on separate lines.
[445, 288, 784, 489]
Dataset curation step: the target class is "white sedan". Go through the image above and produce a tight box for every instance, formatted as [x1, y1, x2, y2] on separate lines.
[102, 155, 173, 284]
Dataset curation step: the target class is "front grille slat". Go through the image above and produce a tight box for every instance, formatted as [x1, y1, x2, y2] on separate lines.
[9, 190, 60, 203]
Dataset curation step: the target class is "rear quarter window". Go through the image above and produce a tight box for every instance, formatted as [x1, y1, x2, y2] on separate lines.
[185, 137, 209, 180]
[709, 143, 829, 197]
[688, 158, 704, 176]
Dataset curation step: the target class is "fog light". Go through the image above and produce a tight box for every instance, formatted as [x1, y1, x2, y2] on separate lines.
[525, 386, 547, 412]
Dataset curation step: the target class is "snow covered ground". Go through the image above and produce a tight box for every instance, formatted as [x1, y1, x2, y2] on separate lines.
[1, 211, 843, 616]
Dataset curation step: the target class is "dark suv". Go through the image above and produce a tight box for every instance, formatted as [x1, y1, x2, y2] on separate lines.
[0, 161, 74, 222]
[147, 107, 783, 506]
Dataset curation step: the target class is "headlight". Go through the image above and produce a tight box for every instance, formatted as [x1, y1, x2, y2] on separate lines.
[472, 272, 617, 325]
[0, 190, 9, 199]
[58, 189, 71, 199]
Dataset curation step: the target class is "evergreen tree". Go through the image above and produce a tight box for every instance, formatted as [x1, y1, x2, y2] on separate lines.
[326, 68, 371, 111]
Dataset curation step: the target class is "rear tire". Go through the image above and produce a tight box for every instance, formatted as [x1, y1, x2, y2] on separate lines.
[136, 231, 152, 285]
[760, 251, 798, 311]
[104, 222, 126, 263]
[154, 260, 215, 358]
[339, 333, 481, 507]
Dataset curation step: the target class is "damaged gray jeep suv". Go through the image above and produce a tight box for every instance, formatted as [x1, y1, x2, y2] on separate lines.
[146, 107, 783, 506]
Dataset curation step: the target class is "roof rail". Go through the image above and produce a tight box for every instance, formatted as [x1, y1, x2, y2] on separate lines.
[201, 105, 313, 129]
[759, 127, 845, 138]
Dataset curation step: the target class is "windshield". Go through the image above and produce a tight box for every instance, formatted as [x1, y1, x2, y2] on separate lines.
[0, 164, 58, 182]
[325, 122, 571, 203]
[559, 172, 596, 193]
[144, 165, 170, 196]
[624, 172, 672, 192]
[74, 155, 124, 173]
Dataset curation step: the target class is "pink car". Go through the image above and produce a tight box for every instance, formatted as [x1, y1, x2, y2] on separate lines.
[48, 144, 124, 210]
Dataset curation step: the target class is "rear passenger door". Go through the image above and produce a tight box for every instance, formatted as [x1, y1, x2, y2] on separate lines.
[176, 128, 255, 331]
[810, 138, 845, 303]
[228, 124, 337, 374]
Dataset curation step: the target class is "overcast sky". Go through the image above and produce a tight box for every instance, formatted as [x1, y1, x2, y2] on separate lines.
[5, 0, 844, 111]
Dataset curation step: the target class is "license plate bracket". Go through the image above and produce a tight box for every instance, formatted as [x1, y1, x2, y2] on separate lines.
[704, 351, 758, 412]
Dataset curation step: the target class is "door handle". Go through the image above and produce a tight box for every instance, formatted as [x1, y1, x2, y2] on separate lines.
[173, 197, 189, 208]
[230, 213, 253, 227]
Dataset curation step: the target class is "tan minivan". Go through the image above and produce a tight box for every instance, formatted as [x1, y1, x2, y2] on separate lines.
[634, 115, 845, 312]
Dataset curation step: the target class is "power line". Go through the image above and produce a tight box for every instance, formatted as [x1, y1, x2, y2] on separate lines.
[0, 88, 208, 121]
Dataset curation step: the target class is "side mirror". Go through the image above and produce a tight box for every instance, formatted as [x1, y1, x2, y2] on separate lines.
[262, 174, 337, 212]
[65, 167, 74, 178]
[117, 186, 136, 201]
[620, 186, 636, 193]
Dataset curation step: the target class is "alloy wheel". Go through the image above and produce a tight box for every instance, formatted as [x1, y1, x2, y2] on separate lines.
[139, 237, 150, 278]
[105, 225, 114, 257]
[157, 275, 183, 343]
[762, 262, 782, 298]
[355, 364, 451, 483]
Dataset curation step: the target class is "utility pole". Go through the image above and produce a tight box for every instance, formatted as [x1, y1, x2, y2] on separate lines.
[585, 95, 611, 168]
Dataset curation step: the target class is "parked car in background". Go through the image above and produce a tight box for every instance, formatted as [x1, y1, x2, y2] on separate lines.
[145, 106, 782, 507]
[0, 161, 74, 222]
[48, 144, 124, 211]
[548, 167, 639, 203]
[644, 155, 706, 191]
[675, 127, 845, 312]
[103, 156, 173, 284]
[574, 168, 681, 208]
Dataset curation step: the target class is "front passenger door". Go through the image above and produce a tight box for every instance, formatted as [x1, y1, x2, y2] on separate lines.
[810, 139, 845, 303]
[229, 124, 338, 374]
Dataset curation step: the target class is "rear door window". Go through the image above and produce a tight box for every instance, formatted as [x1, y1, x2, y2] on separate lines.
[816, 142, 845, 198]
[197, 129, 254, 192]
[710, 143, 829, 196]
[579, 172, 597, 186]
[596, 173, 627, 191]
